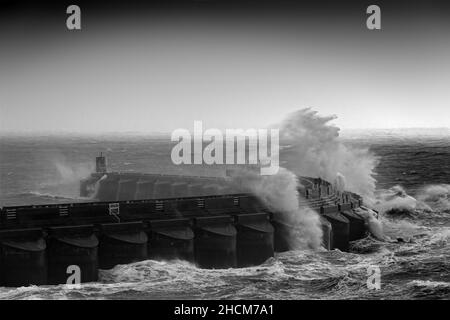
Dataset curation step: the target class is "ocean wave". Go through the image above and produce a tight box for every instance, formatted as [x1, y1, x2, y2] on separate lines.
[407, 280, 450, 299]
[18, 191, 88, 201]
[417, 184, 450, 212]
[408, 280, 450, 289]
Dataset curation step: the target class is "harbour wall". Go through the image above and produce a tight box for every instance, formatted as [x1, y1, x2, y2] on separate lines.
[0, 193, 364, 287]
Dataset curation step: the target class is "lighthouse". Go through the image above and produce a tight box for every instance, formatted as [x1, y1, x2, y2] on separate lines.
[96, 152, 107, 173]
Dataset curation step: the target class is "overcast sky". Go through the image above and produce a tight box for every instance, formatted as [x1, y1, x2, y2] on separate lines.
[1, 1, 449, 133]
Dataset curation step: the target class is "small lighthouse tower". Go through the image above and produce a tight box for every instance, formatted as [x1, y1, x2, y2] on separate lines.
[96, 152, 107, 173]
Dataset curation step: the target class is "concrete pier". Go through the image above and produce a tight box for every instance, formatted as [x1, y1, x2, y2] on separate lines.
[97, 177, 120, 201]
[117, 179, 138, 201]
[47, 225, 98, 284]
[187, 183, 204, 197]
[98, 222, 148, 269]
[0, 228, 47, 287]
[134, 180, 155, 200]
[194, 216, 237, 268]
[322, 206, 350, 251]
[171, 182, 189, 198]
[153, 181, 173, 199]
[202, 184, 220, 196]
[270, 218, 292, 252]
[0, 173, 367, 286]
[205, 196, 240, 215]
[235, 213, 274, 267]
[148, 218, 194, 262]
[339, 204, 366, 241]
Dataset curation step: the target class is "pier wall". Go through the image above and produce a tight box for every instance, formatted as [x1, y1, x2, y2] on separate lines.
[47, 225, 98, 284]
[1, 177, 366, 286]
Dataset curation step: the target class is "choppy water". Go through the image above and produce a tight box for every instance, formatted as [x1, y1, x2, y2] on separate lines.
[0, 134, 449, 300]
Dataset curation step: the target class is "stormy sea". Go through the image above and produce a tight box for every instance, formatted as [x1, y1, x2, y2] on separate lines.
[0, 116, 449, 300]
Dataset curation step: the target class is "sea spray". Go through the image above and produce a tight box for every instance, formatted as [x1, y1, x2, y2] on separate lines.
[375, 185, 419, 214]
[373, 184, 450, 215]
[92, 174, 108, 199]
[32, 155, 95, 201]
[54, 161, 93, 184]
[360, 184, 449, 241]
[354, 206, 387, 241]
[275, 108, 378, 202]
[223, 108, 381, 248]
[228, 167, 323, 250]
[43, 151, 95, 185]
[334, 172, 346, 193]
[416, 184, 450, 212]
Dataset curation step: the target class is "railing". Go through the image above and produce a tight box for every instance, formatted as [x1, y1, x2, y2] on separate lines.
[0, 193, 260, 227]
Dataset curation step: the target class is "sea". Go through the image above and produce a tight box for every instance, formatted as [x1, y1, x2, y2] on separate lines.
[0, 130, 449, 300]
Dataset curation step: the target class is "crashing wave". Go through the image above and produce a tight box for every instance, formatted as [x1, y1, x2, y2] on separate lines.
[416, 184, 450, 212]
[228, 167, 323, 250]
[275, 108, 378, 202]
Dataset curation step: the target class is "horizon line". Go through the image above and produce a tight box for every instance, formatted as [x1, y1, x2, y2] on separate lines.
[1, 127, 449, 136]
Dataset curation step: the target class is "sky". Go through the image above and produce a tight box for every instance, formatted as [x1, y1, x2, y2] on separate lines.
[1, 0, 449, 133]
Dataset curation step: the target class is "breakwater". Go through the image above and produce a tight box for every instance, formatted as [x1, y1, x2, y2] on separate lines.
[0, 180, 365, 287]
